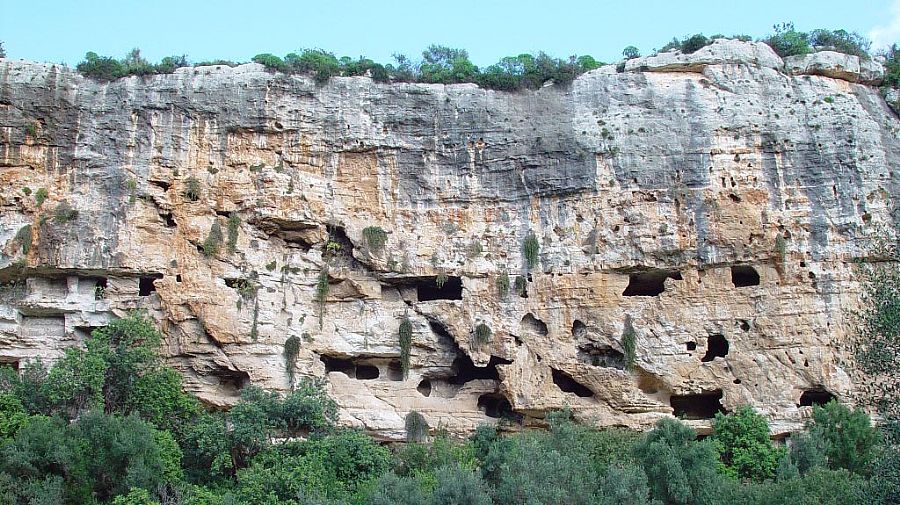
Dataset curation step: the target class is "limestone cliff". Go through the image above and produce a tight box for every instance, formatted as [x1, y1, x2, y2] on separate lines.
[1, 40, 896, 440]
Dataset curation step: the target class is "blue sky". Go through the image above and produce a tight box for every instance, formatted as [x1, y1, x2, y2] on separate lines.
[2, 1, 898, 66]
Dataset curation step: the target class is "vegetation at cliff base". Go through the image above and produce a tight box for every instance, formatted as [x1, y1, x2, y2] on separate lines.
[0, 310, 895, 503]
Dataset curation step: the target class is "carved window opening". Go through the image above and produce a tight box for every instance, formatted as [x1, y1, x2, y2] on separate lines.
[622, 269, 682, 296]
[670, 390, 725, 419]
[701, 335, 729, 362]
[731, 265, 760, 287]
[417, 276, 463, 301]
[799, 389, 835, 407]
[139, 276, 159, 296]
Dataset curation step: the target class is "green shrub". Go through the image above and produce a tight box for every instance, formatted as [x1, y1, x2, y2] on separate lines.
[804, 401, 880, 476]
[202, 222, 223, 257]
[399, 317, 413, 379]
[363, 226, 388, 252]
[809, 29, 871, 58]
[523, 232, 540, 269]
[711, 405, 785, 481]
[622, 316, 637, 372]
[226, 212, 240, 254]
[496, 271, 510, 298]
[125, 367, 199, 434]
[681, 34, 711, 54]
[287, 49, 342, 83]
[765, 22, 812, 57]
[21, 187, 31, 196]
[184, 176, 201, 201]
[251, 53, 287, 72]
[34, 187, 48, 206]
[405, 411, 429, 442]
[52, 201, 78, 223]
[0, 394, 29, 440]
[882, 44, 900, 87]
[435, 271, 448, 288]
[634, 418, 722, 505]
[77, 51, 126, 80]
[514, 275, 527, 296]
[15, 224, 32, 254]
[284, 336, 301, 388]
[419, 45, 478, 84]
[623, 46, 641, 59]
[474, 323, 492, 345]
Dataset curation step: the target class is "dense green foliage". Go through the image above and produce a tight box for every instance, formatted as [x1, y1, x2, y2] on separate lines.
[523, 233, 540, 270]
[762, 23, 870, 58]
[710, 406, 784, 481]
[201, 222, 223, 257]
[77, 49, 188, 81]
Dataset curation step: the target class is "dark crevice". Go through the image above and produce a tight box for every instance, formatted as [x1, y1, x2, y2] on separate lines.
[701, 334, 729, 362]
[577, 343, 625, 369]
[799, 389, 835, 407]
[449, 355, 509, 385]
[321, 355, 355, 376]
[319, 354, 400, 381]
[622, 269, 682, 296]
[148, 180, 171, 191]
[686, 341, 697, 351]
[572, 319, 587, 338]
[477, 393, 519, 421]
[214, 369, 250, 392]
[671, 390, 726, 419]
[417, 379, 432, 397]
[139, 275, 162, 296]
[355, 364, 380, 380]
[731, 265, 760, 287]
[551, 368, 594, 397]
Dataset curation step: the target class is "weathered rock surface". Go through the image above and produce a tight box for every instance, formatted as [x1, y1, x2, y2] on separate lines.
[784, 50, 884, 85]
[1, 40, 897, 439]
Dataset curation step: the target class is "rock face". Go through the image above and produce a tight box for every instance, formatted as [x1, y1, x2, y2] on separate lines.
[0, 40, 897, 439]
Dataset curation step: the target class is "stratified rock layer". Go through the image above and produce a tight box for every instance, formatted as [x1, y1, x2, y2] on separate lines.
[1, 40, 897, 439]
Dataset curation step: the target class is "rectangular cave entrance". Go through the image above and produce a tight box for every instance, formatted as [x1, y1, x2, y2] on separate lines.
[799, 388, 835, 407]
[622, 269, 682, 297]
[417, 276, 463, 301]
[731, 265, 760, 287]
[319, 355, 402, 381]
[670, 390, 725, 419]
[139, 274, 163, 296]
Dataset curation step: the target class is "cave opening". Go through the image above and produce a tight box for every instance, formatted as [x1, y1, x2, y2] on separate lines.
[577, 343, 626, 370]
[215, 369, 250, 392]
[449, 355, 510, 385]
[355, 364, 380, 380]
[670, 390, 726, 419]
[521, 313, 548, 336]
[799, 389, 835, 407]
[417, 379, 432, 397]
[686, 341, 697, 351]
[477, 393, 515, 419]
[731, 265, 760, 287]
[417, 276, 463, 301]
[320, 355, 356, 376]
[0, 358, 20, 371]
[701, 335, 729, 362]
[139, 275, 161, 296]
[551, 368, 594, 398]
[622, 269, 682, 297]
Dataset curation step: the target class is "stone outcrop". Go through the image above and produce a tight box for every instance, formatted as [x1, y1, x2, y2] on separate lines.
[0, 40, 897, 440]
[784, 50, 884, 85]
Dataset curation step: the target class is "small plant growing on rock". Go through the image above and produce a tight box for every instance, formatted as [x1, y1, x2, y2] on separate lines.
[25, 121, 38, 138]
[514, 275, 528, 297]
[34, 188, 48, 207]
[126, 178, 137, 204]
[315, 268, 330, 327]
[497, 270, 510, 298]
[202, 222, 223, 257]
[53, 202, 78, 223]
[363, 226, 388, 253]
[436, 270, 449, 289]
[622, 315, 637, 372]
[474, 322, 492, 346]
[399, 317, 413, 379]
[15, 225, 32, 254]
[523, 232, 540, 270]
[283, 335, 301, 389]
[184, 176, 201, 201]
[405, 410, 428, 443]
[21, 187, 31, 196]
[775, 234, 787, 260]
[226, 212, 240, 254]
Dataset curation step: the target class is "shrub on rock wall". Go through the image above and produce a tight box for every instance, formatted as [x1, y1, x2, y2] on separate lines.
[405, 411, 428, 442]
